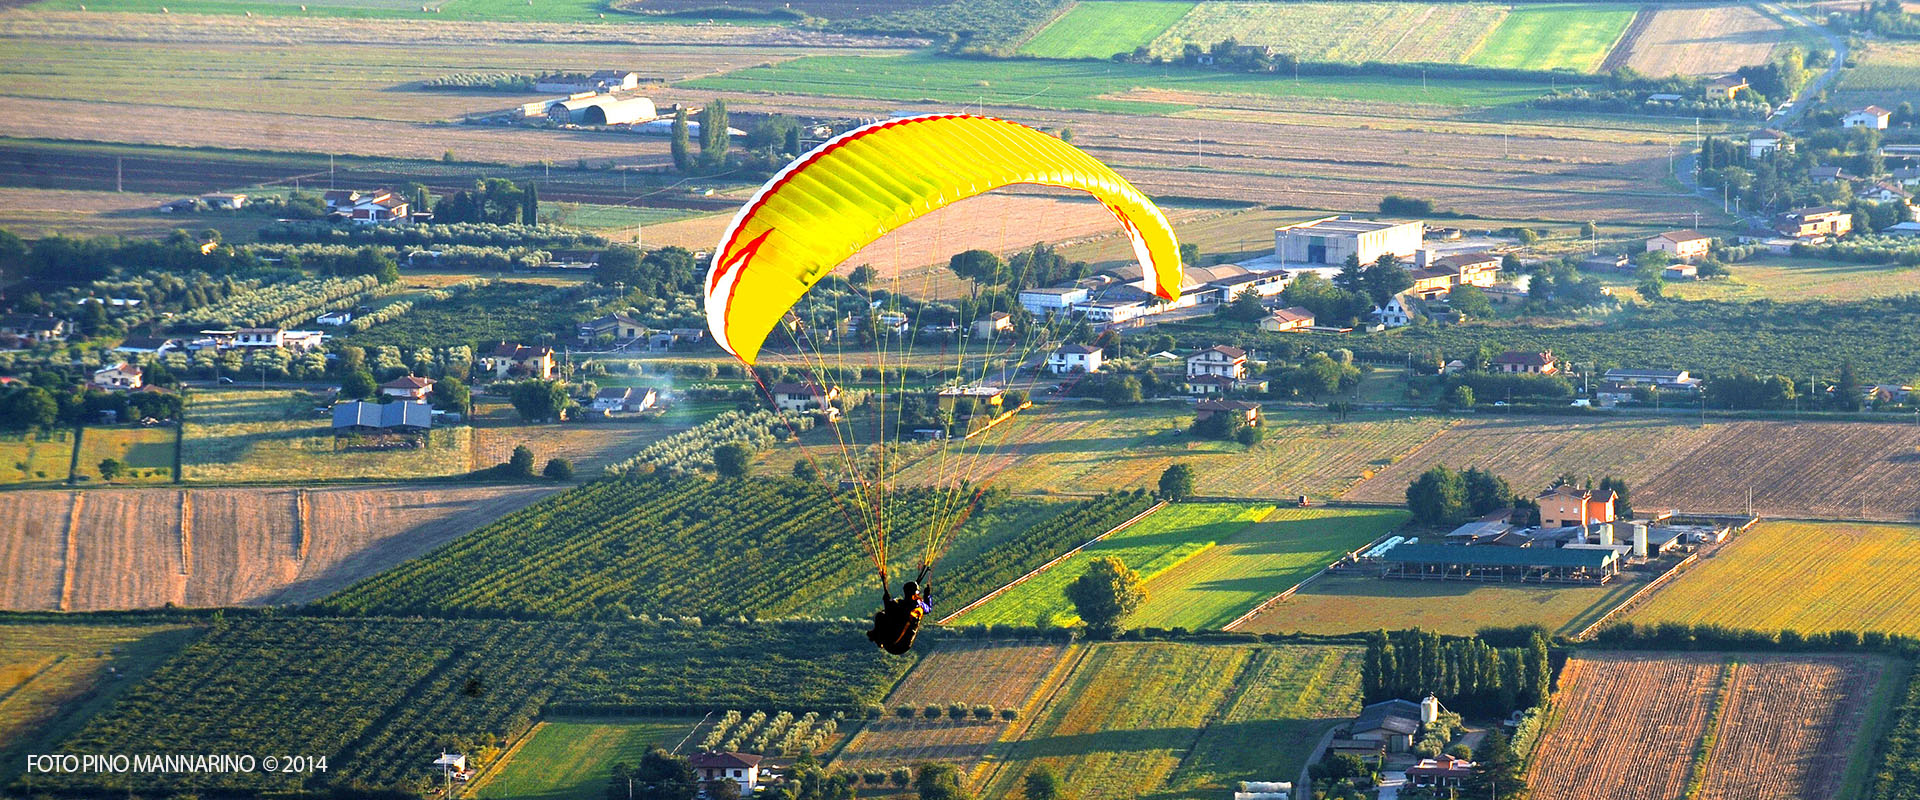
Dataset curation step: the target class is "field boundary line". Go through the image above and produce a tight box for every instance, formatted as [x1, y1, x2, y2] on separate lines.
[460, 718, 547, 798]
[177, 490, 192, 576]
[64, 425, 82, 483]
[58, 491, 83, 612]
[937, 500, 1166, 624]
[293, 489, 310, 560]
[1570, 543, 1715, 642]
[1221, 526, 1397, 632]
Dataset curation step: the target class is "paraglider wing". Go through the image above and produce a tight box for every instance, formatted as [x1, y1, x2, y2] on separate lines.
[705, 114, 1182, 364]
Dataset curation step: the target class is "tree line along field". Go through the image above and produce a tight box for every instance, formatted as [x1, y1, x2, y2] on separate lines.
[318, 477, 1155, 620]
[953, 502, 1272, 628]
[1123, 507, 1403, 631]
[1627, 521, 1920, 638]
[978, 641, 1362, 800]
[15, 617, 912, 797]
[1344, 416, 1920, 523]
[0, 484, 557, 611]
[0, 623, 200, 787]
[894, 403, 1453, 503]
[1525, 651, 1891, 800]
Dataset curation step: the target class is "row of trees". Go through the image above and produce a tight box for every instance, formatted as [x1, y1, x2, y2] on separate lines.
[1408, 466, 1633, 527]
[0, 383, 184, 431]
[1362, 628, 1551, 718]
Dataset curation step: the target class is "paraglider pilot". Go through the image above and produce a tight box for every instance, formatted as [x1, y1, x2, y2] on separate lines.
[867, 578, 932, 655]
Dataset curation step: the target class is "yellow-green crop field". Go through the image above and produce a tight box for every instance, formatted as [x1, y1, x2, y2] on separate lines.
[74, 426, 176, 484]
[1129, 507, 1405, 630]
[0, 428, 74, 485]
[475, 718, 699, 800]
[1150, 2, 1508, 64]
[1628, 521, 1920, 637]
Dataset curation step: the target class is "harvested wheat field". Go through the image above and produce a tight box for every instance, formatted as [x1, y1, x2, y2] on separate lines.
[1529, 652, 1887, 800]
[0, 484, 555, 611]
[833, 641, 1075, 780]
[1622, 5, 1788, 77]
[1629, 521, 1920, 637]
[1346, 418, 1920, 521]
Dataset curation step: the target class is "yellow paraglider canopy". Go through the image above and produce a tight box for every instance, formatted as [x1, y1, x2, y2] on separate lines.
[705, 113, 1182, 364]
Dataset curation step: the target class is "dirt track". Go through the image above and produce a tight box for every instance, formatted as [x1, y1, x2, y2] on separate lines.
[0, 484, 555, 611]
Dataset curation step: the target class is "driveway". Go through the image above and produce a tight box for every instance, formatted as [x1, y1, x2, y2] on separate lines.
[1378, 770, 1407, 800]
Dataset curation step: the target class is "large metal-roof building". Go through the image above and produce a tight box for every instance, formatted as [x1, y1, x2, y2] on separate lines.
[546, 95, 658, 126]
[1380, 542, 1621, 584]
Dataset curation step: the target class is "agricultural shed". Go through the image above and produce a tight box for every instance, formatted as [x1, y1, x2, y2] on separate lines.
[1379, 542, 1619, 583]
[547, 95, 657, 126]
[331, 401, 432, 434]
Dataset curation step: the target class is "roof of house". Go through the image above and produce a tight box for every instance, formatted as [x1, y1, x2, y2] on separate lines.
[1604, 368, 1690, 381]
[1492, 350, 1554, 366]
[596, 387, 633, 400]
[981, 311, 1011, 321]
[1353, 699, 1422, 736]
[237, 327, 281, 335]
[1750, 128, 1787, 139]
[1810, 165, 1853, 179]
[1055, 343, 1102, 355]
[1196, 399, 1262, 411]
[1433, 251, 1499, 269]
[1020, 285, 1088, 296]
[1784, 206, 1845, 218]
[381, 376, 433, 390]
[1708, 74, 1748, 88]
[1382, 542, 1618, 569]
[1192, 345, 1247, 360]
[331, 400, 432, 430]
[95, 362, 141, 376]
[0, 314, 62, 329]
[1854, 105, 1892, 116]
[1280, 217, 1420, 236]
[1410, 266, 1457, 282]
[1863, 181, 1913, 197]
[490, 342, 555, 360]
[1408, 754, 1477, 777]
[771, 382, 832, 396]
[1268, 307, 1314, 324]
[1655, 230, 1711, 243]
[689, 752, 763, 769]
[115, 336, 175, 351]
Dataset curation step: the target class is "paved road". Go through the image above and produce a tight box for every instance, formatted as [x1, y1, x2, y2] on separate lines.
[1768, 2, 1849, 127]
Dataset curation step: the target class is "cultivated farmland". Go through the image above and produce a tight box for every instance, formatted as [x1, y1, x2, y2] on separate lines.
[73, 426, 175, 484]
[901, 404, 1452, 501]
[0, 428, 75, 485]
[475, 718, 700, 800]
[1667, 259, 1920, 303]
[1018, 1, 1193, 60]
[832, 641, 1073, 780]
[955, 502, 1272, 627]
[0, 484, 556, 611]
[0, 623, 199, 784]
[1620, 4, 1790, 77]
[1628, 521, 1920, 638]
[1528, 652, 1888, 800]
[1128, 507, 1404, 631]
[1834, 40, 1920, 110]
[1343, 416, 1714, 504]
[1465, 3, 1636, 72]
[1234, 572, 1644, 637]
[181, 390, 473, 483]
[1150, 2, 1507, 64]
[1157, 646, 1364, 799]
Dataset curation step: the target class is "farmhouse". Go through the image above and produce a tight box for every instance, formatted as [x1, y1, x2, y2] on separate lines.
[1809, 165, 1856, 183]
[0, 314, 66, 343]
[770, 382, 838, 414]
[1187, 345, 1248, 380]
[1704, 74, 1748, 100]
[1665, 263, 1699, 280]
[971, 312, 1012, 338]
[201, 193, 248, 210]
[90, 362, 143, 391]
[1492, 350, 1557, 375]
[1260, 306, 1315, 332]
[1195, 399, 1261, 426]
[324, 189, 409, 224]
[233, 328, 284, 349]
[1371, 294, 1417, 328]
[689, 752, 762, 794]
[1858, 181, 1913, 204]
[331, 400, 432, 434]
[316, 310, 352, 326]
[483, 343, 557, 380]
[534, 70, 642, 94]
[592, 386, 657, 413]
[547, 94, 657, 126]
[1275, 216, 1423, 266]
[1017, 285, 1088, 317]
[1647, 230, 1711, 262]
[1603, 368, 1700, 391]
[1844, 105, 1892, 130]
[1407, 754, 1477, 788]
[579, 312, 645, 343]
[379, 375, 435, 403]
[1046, 344, 1103, 374]
[1538, 485, 1616, 529]
[1747, 129, 1788, 159]
[1775, 206, 1851, 239]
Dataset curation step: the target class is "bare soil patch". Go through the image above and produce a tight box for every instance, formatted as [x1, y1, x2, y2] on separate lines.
[1622, 5, 1789, 77]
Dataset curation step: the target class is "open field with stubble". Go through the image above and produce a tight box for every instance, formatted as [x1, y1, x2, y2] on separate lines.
[1620, 4, 1790, 77]
[0, 623, 201, 784]
[1128, 507, 1403, 631]
[1234, 571, 1644, 637]
[1527, 652, 1890, 800]
[832, 641, 1074, 781]
[897, 403, 1454, 501]
[1668, 259, 1920, 303]
[1628, 521, 1920, 638]
[1346, 416, 1920, 522]
[0, 484, 556, 610]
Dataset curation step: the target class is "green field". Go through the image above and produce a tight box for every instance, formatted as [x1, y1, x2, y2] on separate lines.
[539, 203, 705, 234]
[1629, 521, 1920, 638]
[1129, 507, 1404, 630]
[1151, 1, 1507, 64]
[1834, 40, 1920, 109]
[1465, 3, 1636, 72]
[1018, 1, 1195, 60]
[0, 624, 200, 785]
[984, 641, 1360, 800]
[0, 429, 74, 485]
[1667, 259, 1920, 303]
[955, 502, 1270, 627]
[181, 390, 473, 483]
[686, 53, 1564, 115]
[73, 426, 176, 484]
[1237, 572, 1645, 636]
[476, 718, 699, 800]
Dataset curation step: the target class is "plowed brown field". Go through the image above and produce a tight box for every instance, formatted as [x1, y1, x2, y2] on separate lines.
[1620, 5, 1789, 77]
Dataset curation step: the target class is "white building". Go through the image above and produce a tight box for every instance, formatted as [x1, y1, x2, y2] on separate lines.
[689, 752, 762, 794]
[770, 382, 838, 413]
[1046, 344, 1103, 374]
[592, 386, 657, 413]
[546, 94, 657, 126]
[233, 328, 285, 348]
[1186, 345, 1248, 379]
[316, 310, 353, 326]
[91, 362, 143, 391]
[1844, 105, 1892, 130]
[1748, 129, 1788, 159]
[1371, 294, 1416, 328]
[1018, 286, 1089, 317]
[1275, 216, 1423, 266]
[1647, 230, 1712, 262]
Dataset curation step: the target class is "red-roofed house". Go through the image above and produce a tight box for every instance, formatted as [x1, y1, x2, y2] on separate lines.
[1407, 754, 1477, 788]
[380, 375, 435, 402]
[689, 751, 763, 793]
[1648, 230, 1711, 262]
[1492, 350, 1557, 375]
[483, 343, 556, 380]
[1845, 105, 1892, 130]
[1538, 484, 1617, 529]
[91, 362, 143, 391]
